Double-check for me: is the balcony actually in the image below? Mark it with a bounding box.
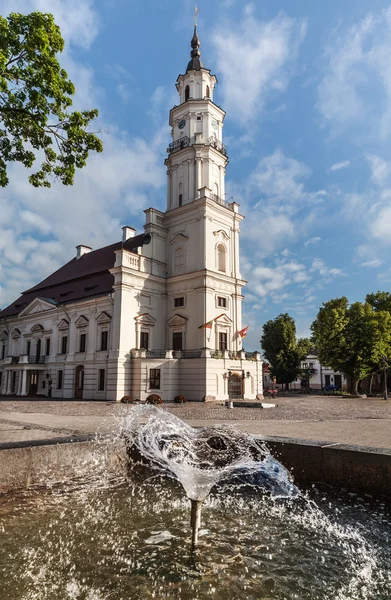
[207,136,228,157]
[28,355,46,364]
[167,136,190,154]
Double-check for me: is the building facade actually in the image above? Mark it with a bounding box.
[0,27,263,402]
[263,352,347,392]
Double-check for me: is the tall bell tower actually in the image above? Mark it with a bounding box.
[165,26,228,209]
[162,22,246,354]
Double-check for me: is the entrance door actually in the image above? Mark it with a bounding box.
[75,365,84,399]
[334,374,342,390]
[324,374,331,387]
[28,371,38,396]
[228,372,244,399]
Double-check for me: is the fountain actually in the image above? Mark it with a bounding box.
[0,406,390,599]
[121,405,299,546]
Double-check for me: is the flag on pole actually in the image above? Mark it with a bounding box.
[238,325,249,338]
[199,319,214,330]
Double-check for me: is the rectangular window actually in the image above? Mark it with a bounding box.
[57,370,63,390]
[174,297,185,307]
[219,332,227,351]
[140,332,149,350]
[149,368,160,390]
[100,330,108,351]
[1,345,5,360]
[179,194,183,207]
[217,296,227,308]
[27,340,31,355]
[172,332,183,351]
[61,336,68,354]
[98,369,105,391]
[45,338,50,356]
[11,371,16,393]
[79,333,86,353]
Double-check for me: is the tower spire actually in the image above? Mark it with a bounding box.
[187,7,204,72]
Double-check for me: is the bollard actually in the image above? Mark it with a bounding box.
[190,499,202,547]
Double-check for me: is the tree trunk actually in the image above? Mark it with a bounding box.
[368,374,374,395]
[351,377,359,395]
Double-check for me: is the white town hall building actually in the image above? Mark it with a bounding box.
[0,27,263,402]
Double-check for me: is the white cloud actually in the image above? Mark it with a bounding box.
[310,258,343,278]
[329,160,350,172]
[369,205,391,245]
[0,0,167,310]
[318,6,391,138]
[213,10,306,123]
[366,154,391,185]
[3,0,99,49]
[304,236,321,247]
[360,259,382,268]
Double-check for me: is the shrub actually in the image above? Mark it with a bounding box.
[174,395,187,404]
[146,394,163,405]
[120,395,134,404]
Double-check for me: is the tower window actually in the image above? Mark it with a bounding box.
[174,297,185,307]
[217,244,227,273]
[175,248,185,275]
[179,194,183,206]
[218,296,227,308]
[219,332,228,351]
[185,85,190,101]
[197,116,201,120]
[140,332,149,349]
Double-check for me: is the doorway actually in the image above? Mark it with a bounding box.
[334,374,342,390]
[75,365,84,399]
[228,371,244,400]
[28,371,38,396]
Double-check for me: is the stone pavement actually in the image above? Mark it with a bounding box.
[1,395,391,450]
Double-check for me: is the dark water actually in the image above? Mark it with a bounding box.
[0,478,390,600]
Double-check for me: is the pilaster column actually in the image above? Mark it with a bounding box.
[195,157,203,197]
[21,369,27,396]
[172,165,178,207]
[166,168,171,209]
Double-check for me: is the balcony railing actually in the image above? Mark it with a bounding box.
[167,136,190,154]
[11,356,20,364]
[173,349,202,359]
[211,194,228,208]
[207,136,228,157]
[146,350,167,359]
[28,355,46,364]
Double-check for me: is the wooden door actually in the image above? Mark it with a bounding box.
[228,372,244,399]
[28,371,38,396]
[74,365,84,399]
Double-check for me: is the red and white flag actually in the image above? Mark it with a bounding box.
[238,325,249,338]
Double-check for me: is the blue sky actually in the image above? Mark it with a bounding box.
[1,0,391,351]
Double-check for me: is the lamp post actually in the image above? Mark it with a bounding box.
[382,356,388,400]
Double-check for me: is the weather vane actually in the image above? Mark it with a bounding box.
[194,5,199,27]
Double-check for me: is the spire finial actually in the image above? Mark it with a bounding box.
[193,5,199,27]
[186,7,204,72]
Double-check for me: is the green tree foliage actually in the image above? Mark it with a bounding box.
[366,291,391,313]
[311,297,391,394]
[0,12,103,187]
[261,314,312,388]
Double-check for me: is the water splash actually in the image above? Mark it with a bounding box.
[121,405,298,502]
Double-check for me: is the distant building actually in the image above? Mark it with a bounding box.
[0,26,263,402]
[263,351,347,391]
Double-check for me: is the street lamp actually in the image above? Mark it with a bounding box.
[382,356,388,400]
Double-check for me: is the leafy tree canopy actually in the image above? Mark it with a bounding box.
[366,291,391,313]
[0,11,103,187]
[261,314,312,387]
[311,297,391,394]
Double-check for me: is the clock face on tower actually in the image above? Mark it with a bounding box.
[178,119,186,130]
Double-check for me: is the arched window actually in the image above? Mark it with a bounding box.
[185,85,190,101]
[217,244,226,273]
[213,182,219,201]
[175,247,185,275]
[178,182,183,207]
[206,85,210,98]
